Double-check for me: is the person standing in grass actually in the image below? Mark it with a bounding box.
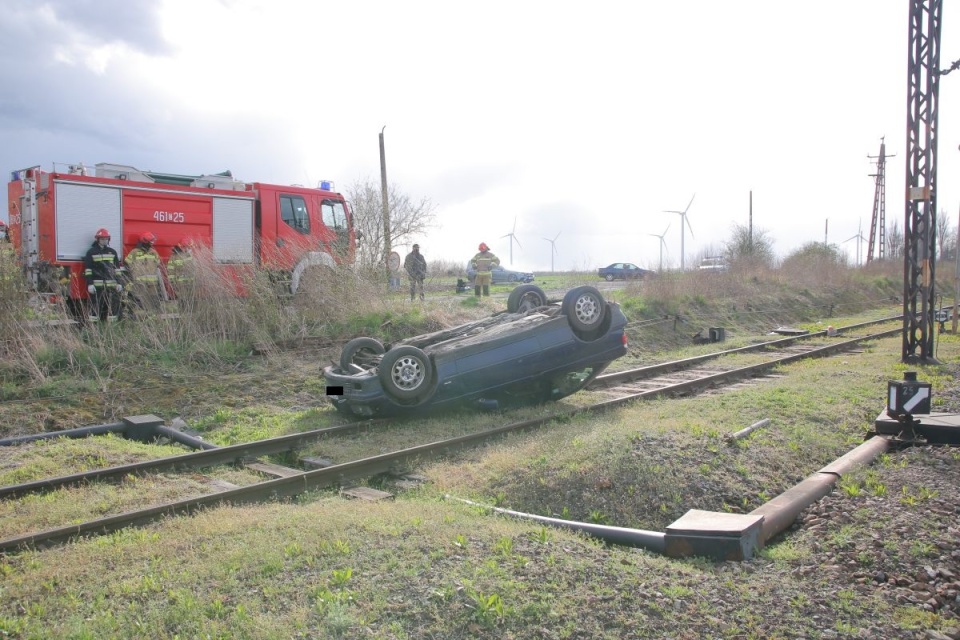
[83,228,123,323]
[470,242,499,297]
[166,239,196,306]
[125,231,163,313]
[404,243,427,302]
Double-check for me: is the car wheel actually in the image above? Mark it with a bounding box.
[507,284,548,313]
[562,286,605,332]
[378,346,433,401]
[339,337,385,371]
[508,274,517,282]
[604,274,614,282]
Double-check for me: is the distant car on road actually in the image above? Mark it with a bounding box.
[466,262,535,284]
[323,285,628,417]
[597,263,654,281]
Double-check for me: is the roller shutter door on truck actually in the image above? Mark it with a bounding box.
[55,183,122,261]
[212,197,254,263]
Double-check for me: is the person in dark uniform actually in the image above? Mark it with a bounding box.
[404,243,427,301]
[83,228,123,322]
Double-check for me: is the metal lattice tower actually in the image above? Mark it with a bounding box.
[866,139,888,263]
[901,0,942,363]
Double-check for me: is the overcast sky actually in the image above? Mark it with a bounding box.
[2,1,959,272]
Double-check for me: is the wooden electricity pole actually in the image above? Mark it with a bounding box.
[379,126,391,284]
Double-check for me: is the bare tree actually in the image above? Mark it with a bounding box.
[936,207,956,262]
[346,177,437,269]
[723,223,775,269]
[886,220,904,260]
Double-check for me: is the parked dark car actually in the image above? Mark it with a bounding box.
[597,263,654,281]
[465,262,535,284]
[323,285,628,417]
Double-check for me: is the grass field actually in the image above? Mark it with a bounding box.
[1,260,958,638]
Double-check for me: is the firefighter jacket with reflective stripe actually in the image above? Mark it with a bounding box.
[126,245,161,283]
[83,241,121,288]
[470,250,500,273]
[166,251,194,283]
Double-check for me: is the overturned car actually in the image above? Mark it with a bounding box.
[323,285,628,417]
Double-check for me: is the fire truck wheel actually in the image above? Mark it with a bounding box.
[339,337,385,371]
[294,265,335,297]
[378,346,433,401]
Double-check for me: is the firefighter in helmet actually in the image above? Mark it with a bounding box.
[125,231,163,313]
[166,238,196,307]
[83,228,122,322]
[470,242,500,297]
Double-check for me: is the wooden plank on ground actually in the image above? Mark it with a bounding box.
[245,461,303,478]
[341,487,394,501]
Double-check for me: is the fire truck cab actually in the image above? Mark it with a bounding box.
[6,162,355,315]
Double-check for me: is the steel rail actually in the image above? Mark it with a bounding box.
[0,315,901,501]
[0,419,384,500]
[0,325,902,553]
[586,327,902,409]
[593,314,902,386]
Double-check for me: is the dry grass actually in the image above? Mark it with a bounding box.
[0,333,957,639]
[1,258,959,638]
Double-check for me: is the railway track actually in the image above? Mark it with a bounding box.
[0,316,903,553]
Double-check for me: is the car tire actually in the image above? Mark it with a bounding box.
[604,274,614,282]
[508,274,517,282]
[339,337,385,371]
[378,345,433,401]
[562,286,606,332]
[507,284,548,313]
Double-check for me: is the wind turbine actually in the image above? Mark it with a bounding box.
[843,220,869,266]
[543,232,561,272]
[663,194,696,270]
[648,223,670,272]
[500,216,522,264]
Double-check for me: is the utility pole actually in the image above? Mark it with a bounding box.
[824,219,828,246]
[954,201,959,333]
[748,190,753,248]
[901,0,942,363]
[867,138,892,262]
[379,126,391,285]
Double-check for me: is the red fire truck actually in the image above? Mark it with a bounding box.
[6,162,355,315]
